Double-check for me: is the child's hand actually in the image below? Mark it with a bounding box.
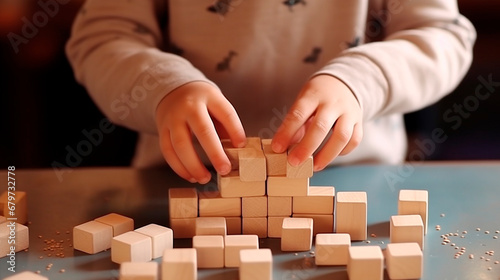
[155,81,246,184]
[271,75,363,171]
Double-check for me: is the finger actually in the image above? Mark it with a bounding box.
[339,122,363,155]
[208,96,246,148]
[158,129,197,183]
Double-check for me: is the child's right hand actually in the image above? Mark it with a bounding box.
[155,81,246,184]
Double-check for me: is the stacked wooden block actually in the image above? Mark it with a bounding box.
[0,191,29,258]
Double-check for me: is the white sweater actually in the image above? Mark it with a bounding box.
[66,0,476,168]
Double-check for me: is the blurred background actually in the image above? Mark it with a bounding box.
[1,0,499,169]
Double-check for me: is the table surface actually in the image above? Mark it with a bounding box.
[1,162,500,280]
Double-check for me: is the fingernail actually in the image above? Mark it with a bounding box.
[272,142,283,153]
[188,177,197,183]
[199,174,211,184]
[219,164,231,175]
[289,156,300,167]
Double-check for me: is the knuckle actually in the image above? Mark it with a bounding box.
[312,120,331,135]
[287,109,307,124]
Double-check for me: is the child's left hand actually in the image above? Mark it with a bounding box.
[271,74,363,171]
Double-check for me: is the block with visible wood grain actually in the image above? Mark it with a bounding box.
[347,246,384,280]
[242,217,267,238]
[267,196,292,217]
[168,188,198,219]
[73,220,112,254]
[195,217,227,236]
[169,217,196,239]
[292,213,334,235]
[398,189,428,234]
[390,214,425,250]
[267,176,309,197]
[162,248,197,280]
[0,222,29,257]
[293,186,335,214]
[335,191,367,241]
[281,217,313,251]
[261,138,287,176]
[315,233,351,266]
[224,234,259,267]
[198,190,241,217]
[242,196,267,218]
[267,216,286,238]
[239,248,273,280]
[94,212,134,237]
[217,171,265,198]
[134,224,173,259]
[111,231,152,264]
[119,261,158,280]
[192,235,225,268]
[385,242,423,279]
[238,148,267,182]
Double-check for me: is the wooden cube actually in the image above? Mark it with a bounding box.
[239,149,267,182]
[195,217,226,236]
[111,231,152,264]
[242,217,267,238]
[135,224,173,259]
[217,171,265,198]
[225,216,242,235]
[224,234,259,267]
[242,196,267,218]
[0,222,29,257]
[267,176,309,197]
[245,137,263,149]
[162,248,197,280]
[268,196,292,217]
[390,215,424,250]
[221,137,262,170]
[0,191,28,224]
[293,186,335,214]
[239,248,273,280]
[119,262,158,280]
[198,190,241,217]
[281,218,313,251]
[168,188,198,219]
[267,216,286,238]
[287,155,313,178]
[192,235,224,268]
[292,214,334,235]
[315,233,351,265]
[73,220,112,254]
[385,242,423,279]
[398,189,428,234]
[169,218,196,239]
[3,271,48,280]
[261,139,287,176]
[95,213,134,237]
[335,192,367,241]
[347,246,384,280]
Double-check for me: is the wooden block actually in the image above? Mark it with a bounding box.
[245,137,263,150]
[225,216,242,235]
[267,176,309,197]
[3,271,48,280]
[267,216,286,238]
[239,248,273,280]
[398,189,428,234]
[0,222,29,257]
[239,148,267,182]
[135,224,173,259]
[390,215,424,250]
[287,155,313,178]
[168,188,198,219]
[268,196,292,217]
[73,220,112,254]
[119,261,158,280]
[111,231,152,264]
[335,192,367,241]
[195,217,226,236]
[315,233,351,265]
[242,196,267,217]
[292,214,334,235]
[217,171,265,198]
[385,242,423,279]
[242,217,267,238]
[0,191,28,224]
[192,235,224,268]
[261,139,287,176]
[293,186,335,214]
[224,234,259,267]
[0,215,6,223]
[169,218,196,239]
[221,137,262,170]
[347,246,384,280]
[281,217,313,251]
[95,213,134,237]
[198,190,241,217]
[162,248,197,280]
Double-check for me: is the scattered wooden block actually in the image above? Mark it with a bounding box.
[267,216,286,238]
[239,148,267,182]
[385,242,423,279]
[242,196,267,218]
[281,217,313,251]
[195,217,226,236]
[0,222,29,258]
[135,224,173,259]
[168,188,198,219]
[111,231,152,264]
[315,233,351,266]
[224,234,259,267]
[119,261,158,280]
[162,248,197,280]
[73,220,112,254]
[239,248,273,280]
[198,190,241,217]
[268,196,292,217]
[292,214,334,235]
[390,215,425,250]
[225,216,242,235]
[242,217,268,238]
[267,176,309,197]
[217,171,265,198]
[94,213,134,237]
[169,218,196,239]
[347,246,384,280]
[192,235,224,268]
[335,192,367,241]
[287,155,313,178]
[3,271,48,280]
[0,191,28,224]
[293,186,335,214]
[398,189,428,234]
[261,139,287,176]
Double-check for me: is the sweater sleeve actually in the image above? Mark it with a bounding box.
[65,0,214,134]
[315,0,476,121]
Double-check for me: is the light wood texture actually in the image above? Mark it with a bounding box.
[267,216,286,238]
[0,222,29,257]
[94,213,134,237]
[292,214,334,235]
[73,220,113,254]
[347,246,384,280]
[293,186,335,214]
[134,224,173,259]
[398,189,429,234]
[267,196,292,217]
[315,233,351,266]
[335,192,367,241]
[261,139,287,176]
[286,155,313,178]
[221,139,242,170]
[3,271,49,280]
[0,191,28,225]
[217,171,266,198]
[242,196,267,218]
[198,190,241,217]
[385,242,423,279]
[169,218,196,239]
[119,261,158,280]
[242,217,267,238]
[162,248,197,280]
[281,217,313,251]
[195,217,227,236]
[267,176,309,197]
[225,216,242,235]
[168,188,198,219]
[390,215,425,250]
[224,234,259,267]
[192,235,224,268]
[239,148,267,182]
[239,248,273,280]
[111,231,152,264]
[0,216,6,224]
